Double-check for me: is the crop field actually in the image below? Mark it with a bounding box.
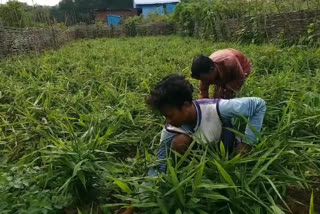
[0,36,320,213]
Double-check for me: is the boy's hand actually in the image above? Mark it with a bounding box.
[171,134,193,155]
[235,142,253,155]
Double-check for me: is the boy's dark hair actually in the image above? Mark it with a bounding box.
[191,55,214,79]
[146,74,193,111]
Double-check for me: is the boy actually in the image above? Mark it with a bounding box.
[118,74,266,214]
[146,74,265,173]
[191,49,251,99]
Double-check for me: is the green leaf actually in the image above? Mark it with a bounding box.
[249,148,284,185]
[131,202,158,208]
[176,140,196,169]
[77,171,87,190]
[58,177,73,193]
[214,160,236,190]
[136,184,161,194]
[309,191,314,214]
[175,209,182,214]
[264,176,291,212]
[167,158,185,205]
[270,205,285,214]
[157,198,169,214]
[165,171,196,196]
[73,159,87,177]
[193,162,205,188]
[101,203,126,208]
[197,183,235,189]
[77,208,83,214]
[200,193,230,201]
[220,141,226,159]
[114,179,132,194]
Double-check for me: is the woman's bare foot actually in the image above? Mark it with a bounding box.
[116,207,134,214]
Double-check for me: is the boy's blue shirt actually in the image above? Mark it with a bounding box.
[156,97,266,173]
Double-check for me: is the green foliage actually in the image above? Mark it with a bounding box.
[234,17,267,44]
[173,0,320,43]
[0,165,72,213]
[0,1,57,28]
[124,16,143,37]
[0,36,320,212]
[0,1,33,28]
[299,22,320,47]
[0,0,133,27]
[123,15,173,37]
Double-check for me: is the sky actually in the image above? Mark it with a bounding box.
[0,0,62,6]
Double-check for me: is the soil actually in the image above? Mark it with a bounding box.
[285,186,320,214]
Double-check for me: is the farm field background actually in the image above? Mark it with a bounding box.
[0,36,320,213]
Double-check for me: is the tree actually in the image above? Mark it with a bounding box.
[0,1,33,27]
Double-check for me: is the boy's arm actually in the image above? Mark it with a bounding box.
[220,79,245,99]
[213,85,224,98]
[153,128,177,174]
[225,79,244,94]
[149,126,190,175]
[199,80,209,99]
[214,85,235,99]
[218,97,266,145]
[157,138,171,173]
